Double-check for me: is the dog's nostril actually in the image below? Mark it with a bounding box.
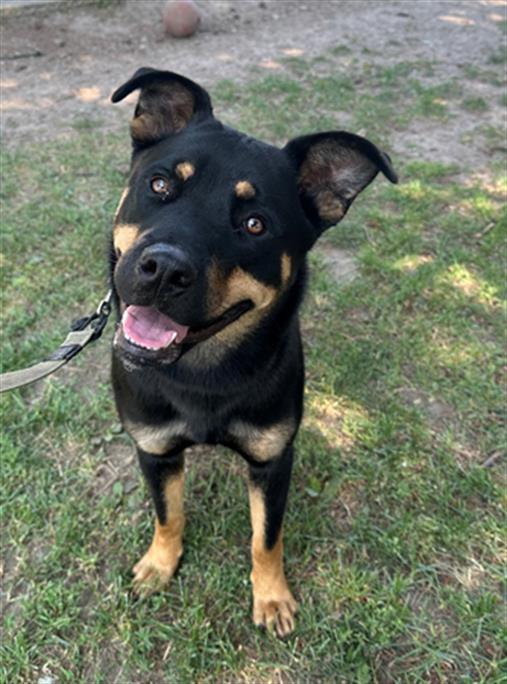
[140,257,158,276]
[137,243,196,291]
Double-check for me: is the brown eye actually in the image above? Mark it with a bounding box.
[244,216,266,236]
[151,175,171,195]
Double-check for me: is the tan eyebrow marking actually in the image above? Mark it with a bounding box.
[235,180,256,200]
[175,162,195,181]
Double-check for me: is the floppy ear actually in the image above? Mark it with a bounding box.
[284,131,398,233]
[111,67,213,148]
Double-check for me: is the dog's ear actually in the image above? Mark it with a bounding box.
[111,67,213,147]
[284,131,398,233]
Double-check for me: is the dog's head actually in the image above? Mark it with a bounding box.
[110,68,397,368]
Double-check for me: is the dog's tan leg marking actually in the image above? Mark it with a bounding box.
[133,470,185,596]
[248,485,297,637]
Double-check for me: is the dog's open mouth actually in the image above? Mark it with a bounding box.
[114,300,253,367]
[122,305,189,350]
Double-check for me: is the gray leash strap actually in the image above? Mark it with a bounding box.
[0,290,113,394]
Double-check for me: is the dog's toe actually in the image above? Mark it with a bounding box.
[253,593,298,638]
[132,551,180,597]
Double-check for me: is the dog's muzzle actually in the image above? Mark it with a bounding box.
[113,299,254,369]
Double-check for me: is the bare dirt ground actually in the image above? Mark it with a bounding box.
[1,0,504,396]
[1,0,505,171]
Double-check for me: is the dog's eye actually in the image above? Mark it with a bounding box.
[243,216,266,236]
[151,175,171,196]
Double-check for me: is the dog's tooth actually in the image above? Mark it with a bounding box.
[125,332,145,349]
[123,324,168,351]
[163,331,178,347]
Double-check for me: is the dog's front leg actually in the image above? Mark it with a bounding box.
[248,446,298,638]
[133,449,185,596]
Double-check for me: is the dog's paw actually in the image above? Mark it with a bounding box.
[252,587,298,638]
[132,546,182,597]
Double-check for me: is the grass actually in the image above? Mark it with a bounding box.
[1,44,506,684]
[461,97,489,113]
[218,59,465,144]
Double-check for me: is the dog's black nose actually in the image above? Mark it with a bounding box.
[137,243,196,294]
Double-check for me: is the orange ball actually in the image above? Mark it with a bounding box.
[163,0,201,39]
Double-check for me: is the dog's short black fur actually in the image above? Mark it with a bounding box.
[109,68,397,637]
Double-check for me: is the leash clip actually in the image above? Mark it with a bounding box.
[71,289,113,343]
[0,288,114,393]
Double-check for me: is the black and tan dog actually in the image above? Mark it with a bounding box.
[109,68,397,637]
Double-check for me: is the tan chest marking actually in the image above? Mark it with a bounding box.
[113,223,141,256]
[228,418,296,461]
[126,421,188,455]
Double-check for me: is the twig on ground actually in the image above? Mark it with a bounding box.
[1,50,43,61]
[474,221,495,241]
[481,451,503,468]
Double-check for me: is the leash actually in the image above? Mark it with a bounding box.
[0,290,113,393]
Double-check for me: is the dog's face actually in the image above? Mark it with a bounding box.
[110,69,397,368]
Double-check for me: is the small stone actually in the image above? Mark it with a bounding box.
[162,0,201,39]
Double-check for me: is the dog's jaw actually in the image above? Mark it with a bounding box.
[113,298,254,370]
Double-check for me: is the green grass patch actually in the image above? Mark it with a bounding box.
[460,63,506,88]
[487,46,507,66]
[1,49,506,683]
[215,59,464,145]
[461,96,489,112]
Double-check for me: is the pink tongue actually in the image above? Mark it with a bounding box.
[122,305,189,350]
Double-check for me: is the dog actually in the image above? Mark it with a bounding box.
[109,68,397,638]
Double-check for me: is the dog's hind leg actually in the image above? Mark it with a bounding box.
[248,446,298,638]
[132,449,186,596]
